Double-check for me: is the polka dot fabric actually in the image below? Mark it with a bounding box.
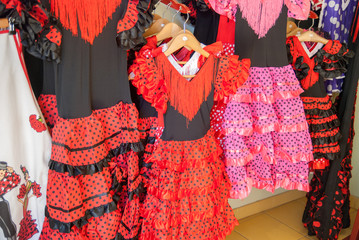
[216,65,313,199]
[41,102,144,239]
[140,130,238,240]
[130,43,250,239]
[38,94,59,135]
[302,96,341,169]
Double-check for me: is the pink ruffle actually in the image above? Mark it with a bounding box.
[251,179,275,193]
[249,89,304,104]
[253,122,279,134]
[278,121,309,132]
[226,93,252,103]
[274,89,304,100]
[222,127,253,136]
[275,148,314,163]
[275,178,310,192]
[225,152,253,167]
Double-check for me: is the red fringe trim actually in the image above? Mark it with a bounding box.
[157,53,215,122]
[49,0,122,44]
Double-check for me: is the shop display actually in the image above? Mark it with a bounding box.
[0,0,358,239]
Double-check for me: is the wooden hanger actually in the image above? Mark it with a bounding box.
[164,30,209,78]
[156,22,182,42]
[144,17,170,37]
[287,20,304,37]
[165,31,209,58]
[287,27,304,37]
[297,30,329,44]
[0,18,9,29]
[153,14,162,21]
[286,21,298,34]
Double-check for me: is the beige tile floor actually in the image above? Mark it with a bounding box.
[227,197,358,240]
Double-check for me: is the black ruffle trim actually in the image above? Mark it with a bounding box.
[49,142,143,176]
[287,44,310,81]
[314,43,354,79]
[49,158,110,177]
[116,0,155,50]
[308,118,340,132]
[46,201,117,233]
[294,56,310,81]
[312,131,342,146]
[313,152,340,162]
[111,142,144,155]
[305,107,340,132]
[4,1,61,62]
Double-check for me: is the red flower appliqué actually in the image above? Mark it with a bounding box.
[29,114,46,133]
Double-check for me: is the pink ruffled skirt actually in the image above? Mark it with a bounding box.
[212,65,313,199]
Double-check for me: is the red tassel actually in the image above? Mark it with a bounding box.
[49,0,122,44]
[156,53,215,123]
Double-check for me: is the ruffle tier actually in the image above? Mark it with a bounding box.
[214,65,312,199]
[140,129,238,240]
[137,116,160,189]
[116,0,157,50]
[42,102,144,239]
[0,0,62,62]
[302,96,341,168]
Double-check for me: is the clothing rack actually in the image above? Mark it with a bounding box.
[160,0,191,13]
[0,18,9,29]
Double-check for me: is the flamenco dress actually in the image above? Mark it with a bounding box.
[207,0,313,199]
[130,44,250,239]
[286,36,354,239]
[36,0,157,239]
[0,0,59,238]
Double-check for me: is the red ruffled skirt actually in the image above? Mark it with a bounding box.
[40,101,143,239]
[140,129,238,240]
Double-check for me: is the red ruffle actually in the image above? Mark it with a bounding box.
[141,129,237,239]
[130,56,169,114]
[51,102,139,166]
[116,0,139,33]
[40,210,121,240]
[214,56,250,102]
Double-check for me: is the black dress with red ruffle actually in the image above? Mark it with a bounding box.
[286,36,354,239]
[130,48,250,239]
[286,36,353,168]
[37,0,157,239]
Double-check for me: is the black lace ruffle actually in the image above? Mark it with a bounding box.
[314,43,354,79]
